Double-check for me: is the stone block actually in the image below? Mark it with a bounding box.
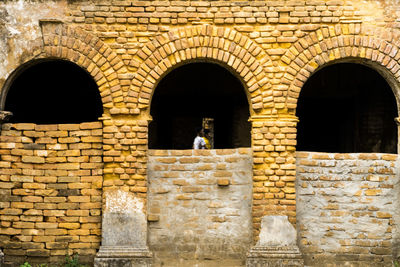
[247,216,304,266]
[95,190,152,266]
[246,246,304,267]
[147,215,159,222]
[217,178,230,186]
[94,247,152,267]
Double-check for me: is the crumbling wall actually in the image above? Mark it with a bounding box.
[147,148,252,266]
[0,1,67,88]
[297,152,399,266]
[0,122,103,266]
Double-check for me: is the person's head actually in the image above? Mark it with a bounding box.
[196,127,204,137]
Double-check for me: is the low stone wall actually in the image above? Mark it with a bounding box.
[297,151,399,266]
[147,148,253,266]
[0,122,103,266]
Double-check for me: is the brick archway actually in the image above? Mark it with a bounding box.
[1,21,127,112]
[40,21,127,110]
[130,25,272,114]
[281,24,400,113]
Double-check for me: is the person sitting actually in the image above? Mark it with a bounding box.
[193,128,206,149]
[202,129,211,149]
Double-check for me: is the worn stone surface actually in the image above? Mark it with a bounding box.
[101,190,147,248]
[95,190,152,266]
[257,216,297,247]
[0,249,3,267]
[147,148,252,266]
[0,1,66,87]
[297,152,398,266]
[246,246,304,267]
[246,215,303,267]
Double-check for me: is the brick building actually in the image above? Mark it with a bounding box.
[0,0,400,266]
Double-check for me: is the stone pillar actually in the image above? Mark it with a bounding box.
[246,115,303,266]
[0,111,12,123]
[0,112,9,267]
[393,116,400,260]
[94,116,152,267]
[0,248,3,267]
[0,111,11,265]
[395,117,400,154]
[94,190,152,267]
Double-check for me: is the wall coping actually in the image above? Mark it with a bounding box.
[148,147,252,156]
[296,151,398,161]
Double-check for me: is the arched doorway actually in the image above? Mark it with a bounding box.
[3,59,103,124]
[147,62,253,265]
[296,62,398,266]
[149,62,251,149]
[0,59,104,266]
[297,63,397,153]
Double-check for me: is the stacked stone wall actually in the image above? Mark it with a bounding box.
[147,148,252,266]
[0,122,103,266]
[297,151,398,266]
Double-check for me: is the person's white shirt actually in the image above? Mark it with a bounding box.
[193,136,206,149]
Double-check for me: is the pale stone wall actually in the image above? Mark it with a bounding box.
[297,151,399,266]
[0,122,103,266]
[147,148,253,266]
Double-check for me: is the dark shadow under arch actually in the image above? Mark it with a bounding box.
[297,63,397,153]
[3,59,103,124]
[149,62,251,149]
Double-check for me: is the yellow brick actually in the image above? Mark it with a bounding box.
[59,223,80,229]
[68,196,90,202]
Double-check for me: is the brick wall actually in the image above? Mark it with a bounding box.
[252,118,297,238]
[297,151,398,266]
[2,0,400,266]
[102,117,148,197]
[147,148,252,265]
[0,122,103,266]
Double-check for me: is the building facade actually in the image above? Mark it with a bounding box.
[0,0,400,266]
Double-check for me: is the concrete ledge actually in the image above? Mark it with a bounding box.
[94,246,152,267]
[302,253,392,267]
[246,246,304,267]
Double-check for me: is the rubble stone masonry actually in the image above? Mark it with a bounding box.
[147,148,252,265]
[297,152,399,266]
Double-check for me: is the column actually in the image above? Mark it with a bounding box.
[246,115,304,267]
[0,111,11,265]
[94,115,152,267]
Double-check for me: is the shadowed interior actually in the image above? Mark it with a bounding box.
[149,62,251,149]
[5,60,103,124]
[297,63,397,153]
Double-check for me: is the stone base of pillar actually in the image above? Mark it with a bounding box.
[246,245,304,267]
[0,249,4,267]
[94,246,152,267]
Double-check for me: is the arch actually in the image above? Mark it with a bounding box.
[1,21,127,113]
[40,21,127,111]
[149,62,251,149]
[130,25,272,114]
[297,62,397,153]
[3,59,103,124]
[282,24,400,113]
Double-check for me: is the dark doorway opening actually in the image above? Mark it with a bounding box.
[4,60,103,124]
[149,62,251,149]
[297,63,397,153]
